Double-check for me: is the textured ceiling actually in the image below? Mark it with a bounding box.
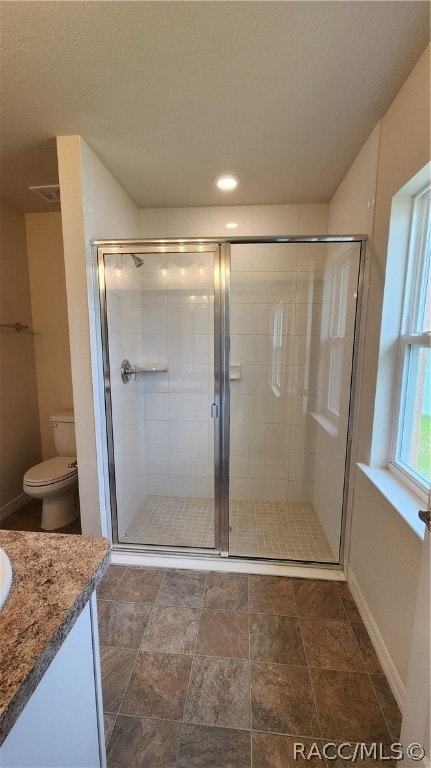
[0,1,429,213]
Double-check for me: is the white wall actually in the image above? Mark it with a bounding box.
[331,46,430,694]
[25,212,73,459]
[57,136,140,536]
[0,201,42,514]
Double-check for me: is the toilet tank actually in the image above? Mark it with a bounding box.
[50,410,76,456]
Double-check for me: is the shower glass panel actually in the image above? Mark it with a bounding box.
[103,248,217,550]
[228,241,361,563]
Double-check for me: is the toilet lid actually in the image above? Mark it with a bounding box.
[24,457,77,487]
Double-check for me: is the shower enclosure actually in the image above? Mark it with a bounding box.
[96,237,364,565]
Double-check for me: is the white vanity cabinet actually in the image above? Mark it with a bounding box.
[1,594,106,768]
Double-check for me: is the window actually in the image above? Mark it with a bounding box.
[391,185,431,493]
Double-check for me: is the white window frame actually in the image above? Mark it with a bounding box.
[389,184,431,498]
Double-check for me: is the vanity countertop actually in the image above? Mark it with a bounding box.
[0,529,110,743]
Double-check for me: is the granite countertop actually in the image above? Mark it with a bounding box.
[0,530,110,744]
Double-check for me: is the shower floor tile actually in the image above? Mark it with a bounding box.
[123,495,335,562]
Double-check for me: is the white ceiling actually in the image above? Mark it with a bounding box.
[0,1,429,213]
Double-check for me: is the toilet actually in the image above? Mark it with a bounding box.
[23,410,79,531]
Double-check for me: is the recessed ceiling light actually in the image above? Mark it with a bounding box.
[213,174,241,191]
[226,222,239,229]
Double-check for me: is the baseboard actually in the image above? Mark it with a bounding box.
[0,492,29,522]
[348,567,405,711]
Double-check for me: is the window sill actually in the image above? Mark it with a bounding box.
[310,411,337,437]
[357,464,425,540]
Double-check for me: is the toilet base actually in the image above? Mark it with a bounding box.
[41,490,78,531]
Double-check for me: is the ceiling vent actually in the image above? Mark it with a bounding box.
[28,184,61,203]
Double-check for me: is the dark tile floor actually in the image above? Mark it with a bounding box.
[0,498,82,534]
[97,566,402,768]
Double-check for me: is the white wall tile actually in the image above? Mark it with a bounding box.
[230,450,249,478]
[289,452,316,482]
[253,205,300,236]
[249,394,289,424]
[142,334,168,363]
[251,272,297,304]
[229,478,248,500]
[168,303,211,335]
[296,271,324,304]
[288,481,314,503]
[230,272,253,303]
[167,334,210,365]
[169,421,209,450]
[230,394,250,423]
[144,393,169,420]
[145,420,170,448]
[141,304,168,335]
[168,364,210,394]
[139,208,167,238]
[249,452,288,479]
[231,422,250,451]
[169,475,210,498]
[230,304,252,334]
[290,395,317,425]
[297,243,328,272]
[231,335,251,365]
[147,474,170,495]
[170,448,208,476]
[247,478,288,502]
[141,370,169,394]
[252,243,298,271]
[209,206,254,236]
[298,204,328,235]
[249,422,285,452]
[165,207,210,237]
[231,244,252,272]
[290,423,316,454]
[168,393,209,421]
[147,447,170,475]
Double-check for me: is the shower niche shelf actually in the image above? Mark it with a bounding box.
[135,362,168,372]
[121,359,168,383]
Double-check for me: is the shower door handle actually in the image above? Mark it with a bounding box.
[211,403,219,419]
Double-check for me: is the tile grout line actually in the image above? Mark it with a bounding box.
[98,564,129,751]
[248,575,253,768]
[296,608,324,744]
[174,571,207,767]
[102,567,167,752]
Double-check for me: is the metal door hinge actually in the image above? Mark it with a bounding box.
[211,403,219,419]
[418,510,431,532]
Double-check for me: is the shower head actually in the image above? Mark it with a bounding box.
[126,253,144,268]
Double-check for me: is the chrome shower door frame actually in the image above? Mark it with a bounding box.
[95,235,367,567]
[97,241,225,555]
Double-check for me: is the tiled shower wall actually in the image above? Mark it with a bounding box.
[137,204,330,509]
[105,256,147,535]
[312,242,361,556]
[229,242,326,503]
[138,251,215,500]
[106,249,215,528]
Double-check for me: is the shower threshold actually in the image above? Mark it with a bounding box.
[121,495,335,563]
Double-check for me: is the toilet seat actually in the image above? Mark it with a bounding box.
[24,457,77,487]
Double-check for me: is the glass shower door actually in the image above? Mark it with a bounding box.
[101,245,218,551]
[228,241,361,563]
